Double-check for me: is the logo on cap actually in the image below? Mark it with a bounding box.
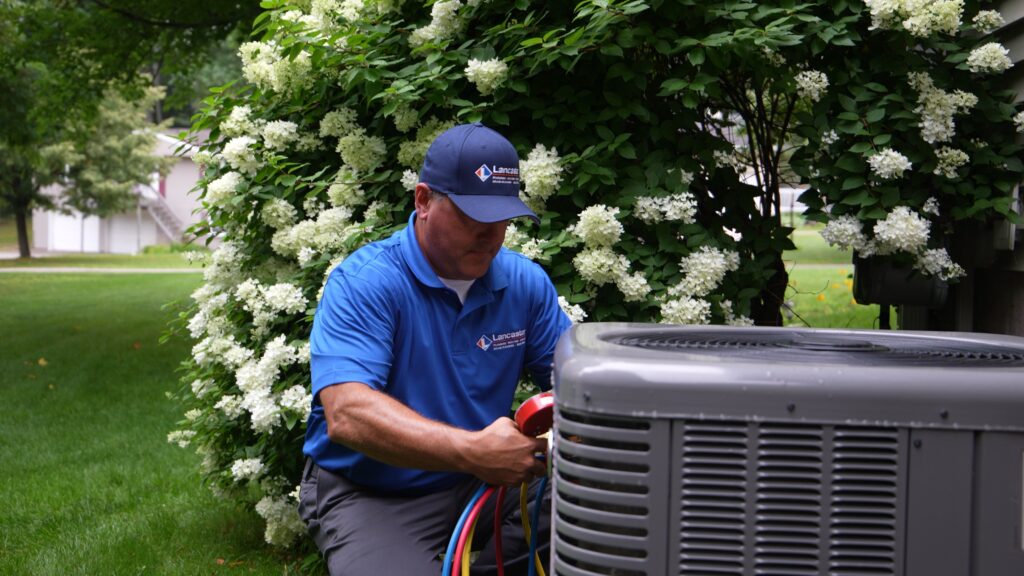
[475,164,493,182]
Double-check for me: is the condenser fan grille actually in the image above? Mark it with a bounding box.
[607,331,1024,367]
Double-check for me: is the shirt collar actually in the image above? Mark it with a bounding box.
[400,211,508,293]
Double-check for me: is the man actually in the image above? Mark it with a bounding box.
[299,122,572,575]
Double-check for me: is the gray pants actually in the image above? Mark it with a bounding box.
[298,458,551,576]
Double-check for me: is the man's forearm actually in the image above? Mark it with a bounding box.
[321,381,472,472]
[319,381,546,485]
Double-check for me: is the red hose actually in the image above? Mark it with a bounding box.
[453,486,494,574]
[493,486,507,576]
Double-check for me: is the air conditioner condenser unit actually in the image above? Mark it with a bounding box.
[551,324,1024,576]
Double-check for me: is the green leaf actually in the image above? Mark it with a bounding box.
[865,108,885,122]
[687,48,705,66]
[842,176,866,190]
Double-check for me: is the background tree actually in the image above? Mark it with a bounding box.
[0,0,259,256]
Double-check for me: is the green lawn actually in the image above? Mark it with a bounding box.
[0,252,200,269]
[0,274,301,575]
[783,224,896,329]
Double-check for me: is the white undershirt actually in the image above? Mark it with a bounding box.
[438,276,475,304]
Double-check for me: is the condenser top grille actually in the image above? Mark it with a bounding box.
[607,330,1024,367]
[555,324,1024,430]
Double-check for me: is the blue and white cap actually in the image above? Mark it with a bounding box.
[419,122,539,224]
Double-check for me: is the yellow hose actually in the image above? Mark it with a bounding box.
[519,482,546,576]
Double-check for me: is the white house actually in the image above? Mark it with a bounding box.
[31,132,205,254]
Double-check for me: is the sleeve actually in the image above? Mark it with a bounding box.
[309,269,396,399]
[523,268,573,391]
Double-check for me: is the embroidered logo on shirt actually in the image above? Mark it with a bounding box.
[476,335,493,351]
[476,329,526,351]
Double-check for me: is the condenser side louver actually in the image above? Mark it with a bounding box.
[551,324,1024,576]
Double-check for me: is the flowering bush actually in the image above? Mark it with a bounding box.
[169,0,1022,552]
[787,2,1023,280]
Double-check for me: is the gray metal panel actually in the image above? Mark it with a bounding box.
[552,409,670,575]
[668,420,906,575]
[554,324,1024,430]
[972,433,1024,576]
[904,430,973,576]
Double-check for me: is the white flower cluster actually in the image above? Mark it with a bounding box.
[872,206,931,255]
[820,214,869,253]
[519,144,563,212]
[262,120,299,151]
[201,241,246,289]
[868,148,912,180]
[401,169,419,192]
[465,58,508,95]
[820,206,961,279]
[616,272,652,303]
[337,130,386,174]
[795,70,829,102]
[255,493,307,547]
[239,41,313,94]
[915,248,966,280]
[558,296,587,324]
[720,300,755,327]
[234,335,305,432]
[762,47,786,67]
[821,129,839,146]
[167,430,196,448]
[222,105,262,137]
[972,10,1004,33]
[660,296,712,325]
[261,198,299,229]
[908,72,977,144]
[271,206,366,265]
[205,171,243,207]
[187,288,230,339]
[865,0,963,37]
[231,458,265,482]
[409,0,463,47]
[633,191,697,224]
[320,108,360,139]
[235,278,308,336]
[933,147,969,178]
[391,104,418,133]
[1014,111,1024,133]
[327,167,365,207]
[670,246,741,298]
[398,118,455,168]
[192,334,253,369]
[570,205,623,247]
[572,248,630,286]
[713,149,745,175]
[967,42,1013,74]
[502,223,544,261]
[222,137,261,175]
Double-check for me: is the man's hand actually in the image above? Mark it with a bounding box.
[457,417,548,486]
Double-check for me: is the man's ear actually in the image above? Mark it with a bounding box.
[414,183,432,218]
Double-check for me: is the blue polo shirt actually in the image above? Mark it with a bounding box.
[303,212,571,493]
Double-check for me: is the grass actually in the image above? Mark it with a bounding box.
[0,252,200,269]
[0,273,301,575]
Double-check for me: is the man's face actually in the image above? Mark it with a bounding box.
[414,184,508,280]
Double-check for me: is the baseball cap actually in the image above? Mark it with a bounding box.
[419,122,539,224]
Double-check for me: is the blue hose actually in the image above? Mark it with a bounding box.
[527,476,547,576]
[442,483,487,576]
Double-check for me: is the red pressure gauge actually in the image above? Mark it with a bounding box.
[514,391,554,437]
